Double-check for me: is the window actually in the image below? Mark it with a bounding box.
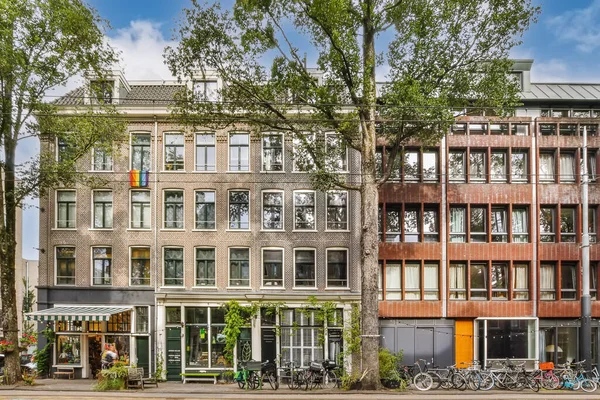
[449,262,466,299]
[540,124,557,136]
[93,191,113,229]
[559,152,576,183]
[262,134,284,171]
[424,263,439,300]
[230,248,250,287]
[294,191,315,230]
[470,206,487,243]
[93,147,112,171]
[470,123,487,135]
[131,134,151,171]
[403,150,419,181]
[195,248,216,286]
[56,247,75,285]
[280,310,324,367]
[327,249,348,287]
[574,109,592,118]
[449,151,466,182]
[591,263,598,300]
[90,80,113,104]
[560,207,576,243]
[470,151,486,182]
[195,191,215,229]
[294,249,316,287]
[92,247,112,285]
[590,208,597,243]
[326,191,348,230]
[164,190,184,229]
[491,151,507,182]
[164,133,184,171]
[56,335,81,365]
[540,263,556,300]
[587,151,597,182]
[491,207,508,242]
[326,133,347,171]
[292,133,315,172]
[561,263,577,300]
[131,247,150,286]
[560,124,577,136]
[131,190,151,229]
[491,263,508,300]
[513,263,529,300]
[490,123,509,135]
[451,123,466,135]
[378,262,383,300]
[263,248,283,287]
[511,150,528,182]
[262,191,284,230]
[193,80,218,101]
[195,133,215,171]
[512,207,529,243]
[470,263,488,300]
[229,190,250,230]
[385,204,401,242]
[539,207,555,242]
[539,152,555,182]
[56,190,76,228]
[512,124,529,136]
[135,306,149,333]
[423,207,439,242]
[229,133,249,171]
[404,262,421,300]
[57,138,69,162]
[164,248,184,286]
[423,150,438,182]
[404,207,419,242]
[385,262,402,299]
[449,207,466,242]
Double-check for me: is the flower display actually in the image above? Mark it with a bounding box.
[0,340,15,353]
[20,333,37,346]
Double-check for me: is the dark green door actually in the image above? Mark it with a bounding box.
[166,327,182,381]
[136,337,150,375]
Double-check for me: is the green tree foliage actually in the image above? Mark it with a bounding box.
[0,0,125,383]
[165,0,539,389]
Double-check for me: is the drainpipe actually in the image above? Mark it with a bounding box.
[153,115,159,375]
[581,126,592,370]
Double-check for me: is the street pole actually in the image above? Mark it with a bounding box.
[581,126,592,369]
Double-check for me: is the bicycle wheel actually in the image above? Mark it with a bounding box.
[542,373,559,390]
[451,373,467,391]
[323,370,338,389]
[429,371,443,390]
[248,371,260,389]
[581,379,597,392]
[478,371,494,391]
[287,370,299,390]
[467,372,481,391]
[310,371,322,389]
[266,370,279,390]
[527,376,540,392]
[413,372,433,391]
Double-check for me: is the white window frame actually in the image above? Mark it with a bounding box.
[292,132,315,172]
[194,190,216,231]
[261,247,285,288]
[91,190,113,230]
[55,189,76,229]
[129,246,151,287]
[194,132,216,172]
[91,146,113,172]
[130,132,152,171]
[130,189,152,230]
[55,246,76,286]
[424,262,439,300]
[261,132,285,172]
[163,132,185,171]
[228,189,251,231]
[490,150,508,182]
[56,136,68,162]
[228,132,250,172]
[261,189,284,231]
[193,80,219,102]
[163,189,185,230]
[293,248,317,289]
[293,190,316,231]
[325,132,348,172]
[91,246,113,286]
[448,150,466,182]
[325,190,348,231]
[163,246,185,287]
[325,248,348,288]
[228,247,251,288]
[194,246,216,287]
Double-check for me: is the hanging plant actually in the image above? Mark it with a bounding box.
[221,301,258,364]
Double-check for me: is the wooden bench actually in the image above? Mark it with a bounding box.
[53,366,75,379]
[140,367,158,387]
[180,372,220,384]
[127,367,144,389]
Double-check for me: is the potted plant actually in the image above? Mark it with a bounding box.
[0,340,15,353]
[20,333,37,347]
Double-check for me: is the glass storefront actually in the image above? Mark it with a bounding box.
[184,307,231,369]
[540,321,599,365]
[57,335,81,365]
[476,318,536,366]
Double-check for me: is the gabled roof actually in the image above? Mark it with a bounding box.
[53,84,184,106]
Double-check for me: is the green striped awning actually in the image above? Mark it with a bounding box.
[26,306,132,322]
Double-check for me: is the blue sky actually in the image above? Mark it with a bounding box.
[20,0,600,259]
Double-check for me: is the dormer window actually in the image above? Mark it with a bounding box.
[193,80,218,102]
[90,80,114,104]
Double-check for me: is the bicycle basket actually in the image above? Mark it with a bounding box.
[540,362,554,371]
[234,371,244,382]
[246,361,262,371]
[309,361,323,372]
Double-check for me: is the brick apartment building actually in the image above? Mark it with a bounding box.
[379,60,600,369]
[31,71,361,379]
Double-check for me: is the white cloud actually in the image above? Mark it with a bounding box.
[110,20,177,80]
[530,59,568,82]
[548,0,600,53]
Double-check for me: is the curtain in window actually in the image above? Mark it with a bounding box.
[539,153,555,181]
[385,264,401,300]
[589,154,597,181]
[513,264,529,300]
[512,208,528,242]
[450,208,465,242]
[491,209,507,242]
[404,264,421,300]
[560,153,576,182]
[424,264,439,300]
[540,264,556,300]
[449,264,466,299]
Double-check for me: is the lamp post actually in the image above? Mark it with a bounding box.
[581,126,592,369]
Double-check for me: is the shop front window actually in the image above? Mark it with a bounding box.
[106,335,131,363]
[57,335,81,365]
[108,311,131,333]
[211,308,228,367]
[186,307,208,368]
[280,309,324,367]
[479,319,536,364]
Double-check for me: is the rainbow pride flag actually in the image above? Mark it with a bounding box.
[129,170,149,187]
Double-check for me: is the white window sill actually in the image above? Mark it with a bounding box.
[325,287,350,291]
[292,229,318,233]
[260,285,285,290]
[55,283,76,287]
[192,170,217,173]
[127,228,152,232]
[260,228,285,232]
[226,229,251,232]
[192,229,217,232]
[160,170,186,173]
[159,286,185,289]
[52,228,77,231]
[89,228,113,231]
[292,287,317,290]
[324,229,351,233]
[160,228,186,232]
[129,284,153,288]
[192,286,218,290]
[226,286,252,290]
[260,170,285,174]
[226,170,251,173]
[88,170,114,173]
